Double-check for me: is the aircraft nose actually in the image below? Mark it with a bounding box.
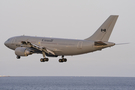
[4,40,10,47]
[4,41,8,46]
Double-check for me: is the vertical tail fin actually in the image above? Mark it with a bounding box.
[85,15,118,41]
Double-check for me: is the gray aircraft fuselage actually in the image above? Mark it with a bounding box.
[5,36,114,55]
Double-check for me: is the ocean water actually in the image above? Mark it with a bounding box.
[0,77,135,90]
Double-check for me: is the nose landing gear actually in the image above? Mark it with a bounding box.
[16,56,20,59]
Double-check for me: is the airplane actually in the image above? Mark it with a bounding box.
[4,15,118,63]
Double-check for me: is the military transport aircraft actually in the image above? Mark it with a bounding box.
[4,15,118,63]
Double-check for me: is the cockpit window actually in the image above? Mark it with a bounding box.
[7,39,10,41]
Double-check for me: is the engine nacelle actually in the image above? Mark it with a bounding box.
[15,47,33,56]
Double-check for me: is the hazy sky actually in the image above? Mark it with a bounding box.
[0,0,135,77]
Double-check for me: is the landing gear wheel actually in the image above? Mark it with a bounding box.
[40,58,49,62]
[17,56,20,59]
[59,59,63,63]
[40,58,45,62]
[59,58,67,63]
[64,58,67,62]
[45,58,49,61]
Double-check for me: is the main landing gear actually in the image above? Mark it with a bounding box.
[40,58,49,62]
[59,55,67,63]
[40,51,49,62]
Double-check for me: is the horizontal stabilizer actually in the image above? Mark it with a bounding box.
[94,41,107,46]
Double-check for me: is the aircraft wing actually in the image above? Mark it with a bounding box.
[21,41,56,56]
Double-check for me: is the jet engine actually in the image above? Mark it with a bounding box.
[15,47,33,56]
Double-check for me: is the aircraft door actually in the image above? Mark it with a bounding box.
[77,41,83,49]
